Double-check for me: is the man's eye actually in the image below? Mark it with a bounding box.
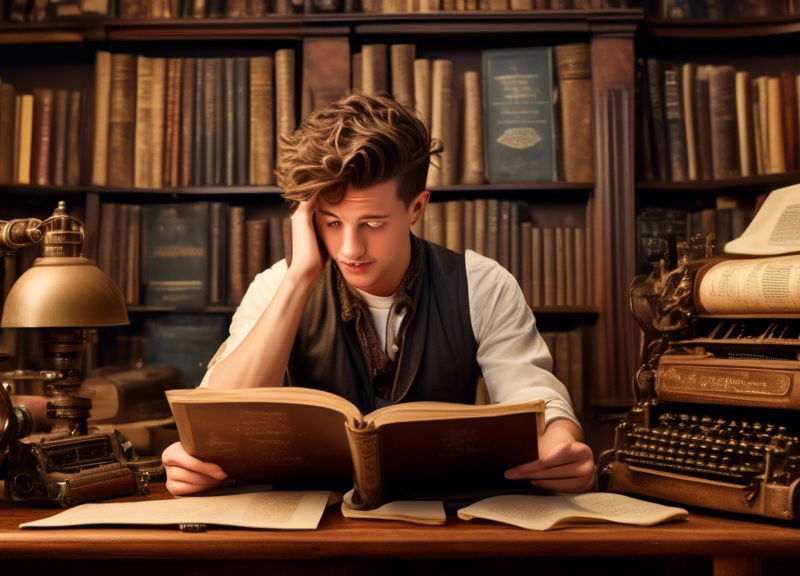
[326,221,340,228]
[363,221,383,228]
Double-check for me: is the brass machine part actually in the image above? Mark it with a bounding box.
[0,217,43,257]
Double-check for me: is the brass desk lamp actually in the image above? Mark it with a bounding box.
[0,201,162,507]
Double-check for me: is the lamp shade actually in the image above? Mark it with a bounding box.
[1,257,129,328]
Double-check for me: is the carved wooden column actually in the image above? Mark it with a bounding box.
[589,25,640,407]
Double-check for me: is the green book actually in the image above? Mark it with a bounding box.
[144,202,210,308]
[482,47,556,183]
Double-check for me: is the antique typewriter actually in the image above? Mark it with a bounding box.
[598,235,800,520]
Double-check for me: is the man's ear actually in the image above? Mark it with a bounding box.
[410,190,431,224]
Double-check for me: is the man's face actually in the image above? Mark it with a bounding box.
[315,179,427,297]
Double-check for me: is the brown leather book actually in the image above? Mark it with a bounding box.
[554,227,566,306]
[209,202,228,305]
[542,227,555,306]
[463,200,475,253]
[0,83,16,184]
[108,53,137,188]
[708,65,740,180]
[246,219,269,284]
[509,0,532,6]
[682,62,698,181]
[224,58,236,186]
[390,44,415,109]
[164,58,182,188]
[461,70,486,185]
[275,49,296,172]
[249,0,267,15]
[16,94,34,185]
[66,91,81,186]
[167,387,543,511]
[134,56,154,189]
[204,58,219,187]
[30,88,54,186]
[473,198,487,256]
[180,58,195,187]
[735,71,755,178]
[413,59,431,131]
[766,76,786,175]
[423,201,445,247]
[564,227,575,306]
[531,226,543,307]
[663,66,688,183]
[228,206,247,306]
[753,76,769,175]
[574,227,586,306]
[302,38,350,120]
[780,71,797,172]
[521,222,532,307]
[444,200,463,254]
[92,52,112,186]
[269,215,284,266]
[250,56,274,186]
[126,205,141,305]
[361,44,389,97]
[486,198,499,262]
[50,89,69,186]
[12,94,21,184]
[427,59,455,187]
[234,58,249,186]
[151,58,167,188]
[694,65,714,180]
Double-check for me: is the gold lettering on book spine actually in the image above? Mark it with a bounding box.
[344,422,382,510]
[659,366,792,396]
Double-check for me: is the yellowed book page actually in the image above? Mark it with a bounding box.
[340,493,446,525]
[457,493,687,531]
[21,488,341,530]
[726,183,800,255]
[695,254,800,315]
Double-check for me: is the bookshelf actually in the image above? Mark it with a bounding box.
[0,10,643,452]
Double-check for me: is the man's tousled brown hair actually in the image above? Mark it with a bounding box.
[277,92,442,207]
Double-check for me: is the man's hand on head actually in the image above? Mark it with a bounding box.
[504,418,596,493]
[288,197,326,282]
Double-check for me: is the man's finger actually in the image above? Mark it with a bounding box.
[505,443,590,478]
[162,442,227,480]
[512,459,596,481]
[166,479,221,497]
[165,465,227,487]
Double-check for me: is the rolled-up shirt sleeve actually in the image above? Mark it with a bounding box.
[465,250,581,429]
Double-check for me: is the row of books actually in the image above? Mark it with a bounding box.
[653,0,789,19]
[639,60,800,183]
[540,327,584,414]
[1,0,629,23]
[415,199,592,307]
[635,195,761,275]
[96,202,291,308]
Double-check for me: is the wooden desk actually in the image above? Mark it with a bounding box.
[1,483,798,576]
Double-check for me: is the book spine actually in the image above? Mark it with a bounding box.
[269,215,284,266]
[98,203,118,280]
[228,206,247,306]
[694,65,714,180]
[735,70,755,178]
[193,59,205,186]
[510,201,521,284]
[214,58,225,186]
[13,95,22,184]
[151,58,167,188]
[209,202,229,305]
[486,198,499,262]
[473,198,487,256]
[554,43,594,183]
[246,219,269,284]
[250,56,275,186]
[461,71,486,185]
[164,58,182,188]
[344,422,383,510]
[575,227,586,306]
[413,59,431,131]
[108,53,137,188]
[351,53,363,93]
[463,199,475,253]
[66,91,81,186]
[134,56,154,189]
[30,88,54,186]
[781,71,797,172]
[664,66,688,182]
[427,59,456,187]
[234,58,249,186]
[276,49,296,172]
[51,89,69,186]
[126,205,141,305]
[555,227,566,306]
[180,58,196,188]
[390,44,415,109]
[646,59,670,181]
[542,227,555,306]
[708,65,741,179]
[202,58,216,186]
[0,83,16,184]
[521,222,532,307]
[17,95,34,185]
[444,200,463,253]
[423,201,445,247]
[362,44,388,97]
[498,200,510,270]
[224,58,236,187]
[767,76,787,174]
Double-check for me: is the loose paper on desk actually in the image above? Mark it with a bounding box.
[725,183,800,255]
[20,486,342,530]
[457,492,688,531]
[340,490,446,525]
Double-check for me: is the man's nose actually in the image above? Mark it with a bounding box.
[340,226,366,259]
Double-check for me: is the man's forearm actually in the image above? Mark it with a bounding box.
[208,269,318,389]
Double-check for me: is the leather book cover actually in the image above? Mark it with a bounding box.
[473,198,487,256]
[269,215,284,266]
[444,200,464,254]
[486,198,499,262]
[301,38,350,120]
[531,226,543,306]
[498,200,510,270]
[246,219,269,284]
[693,65,714,181]
[735,70,755,177]
[228,206,247,306]
[214,58,225,186]
[16,94,33,183]
[126,205,141,305]
[554,43,594,183]
[646,59,670,181]
[164,58,182,188]
[462,70,486,185]
[204,58,218,187]
[708,65,741,179]
[250,56,274,186]
[423,201,445,247]
[134,56,154,189]
[179,59,195,187]
[209,202,229,305]
[390,44,415,109]
[50,89,69,186]
[463,199,475,253]
[361,44,388,97]
[151,58,167,188]
[108,53,136,188]
[413,59,431,131]
[234,58,249,186]
[521,222,532,307]
[66,90,81,186]
[0,83,16,184]
[510,202,520,283]
[275,49,296,172]
[224,58,236,187]
[30,88,54,186]
[780,71,797,172]
[483,48,555,183]
[427,59,455,187]
[554,227,566,306]
[542,227,555,306]
[664,66,688,182]
[193,59,204,186]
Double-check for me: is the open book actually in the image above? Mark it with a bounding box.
[725,183,800,255]
[166,387,545,510]
[457,492,688,531]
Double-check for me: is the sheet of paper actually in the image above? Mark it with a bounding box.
[21,486,342,530]
[457,492,687,531]
[341,499,446,525]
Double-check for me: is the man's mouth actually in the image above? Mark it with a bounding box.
[341,260,374,273]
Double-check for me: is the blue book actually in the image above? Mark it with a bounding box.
[144,202,210,308]
[482,47,556,183]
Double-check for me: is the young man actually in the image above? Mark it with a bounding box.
[163,93,595,496]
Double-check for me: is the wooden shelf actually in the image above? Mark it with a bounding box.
[643,14,800,39]
[127,305,237,313]
[636,171,800,192]
[0,9,643,43]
